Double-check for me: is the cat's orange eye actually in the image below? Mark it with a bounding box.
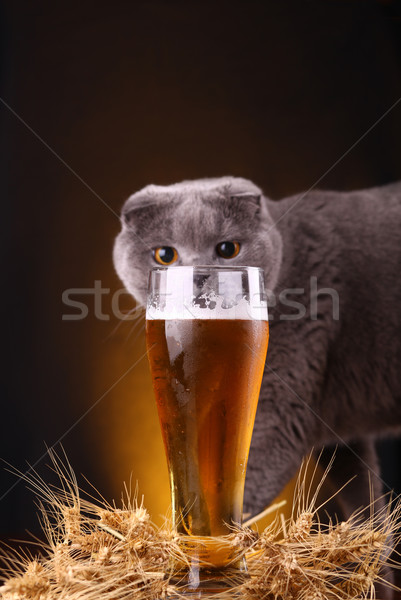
[216,241,240,259]
[153,246,178,265]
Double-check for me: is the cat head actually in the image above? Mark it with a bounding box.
[113,176,283,306]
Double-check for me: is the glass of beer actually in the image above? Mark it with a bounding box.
[145,266,269,596]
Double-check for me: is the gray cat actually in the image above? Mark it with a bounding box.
[113,176,401,525]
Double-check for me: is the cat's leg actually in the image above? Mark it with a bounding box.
[244,403,312,516]
[318,440,395,600]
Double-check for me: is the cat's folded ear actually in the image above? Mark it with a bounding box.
[230,193,261,204]
[121,204,139,227]
[122,209,135,227]
[227,193,261,218]
[122,205,139,226]
[121,195,160,228]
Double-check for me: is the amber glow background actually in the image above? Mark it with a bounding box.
[1,1,401,538]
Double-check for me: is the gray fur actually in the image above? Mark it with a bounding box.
[113,176,401,522]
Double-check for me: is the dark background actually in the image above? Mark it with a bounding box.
[1,0,401,541]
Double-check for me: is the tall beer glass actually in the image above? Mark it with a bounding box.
[145,266,269,595]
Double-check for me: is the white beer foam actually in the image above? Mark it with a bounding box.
[147,294,268,321]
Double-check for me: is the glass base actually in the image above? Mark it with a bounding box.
[167,558,249,598]
[163,533,249,598]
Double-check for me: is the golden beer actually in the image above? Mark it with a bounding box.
[146,319,268,564]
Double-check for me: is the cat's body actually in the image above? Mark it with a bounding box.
[113,177,401,521]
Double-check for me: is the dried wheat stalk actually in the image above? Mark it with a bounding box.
[0,450,399,600]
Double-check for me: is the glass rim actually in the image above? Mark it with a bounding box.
[149,265,264,273]
[146,264,268,320]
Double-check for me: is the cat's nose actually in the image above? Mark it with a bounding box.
[186,254,203,265]
[194,273,210,290]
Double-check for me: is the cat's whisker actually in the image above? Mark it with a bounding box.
[126,317,146,344]
[103,306,145,342]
